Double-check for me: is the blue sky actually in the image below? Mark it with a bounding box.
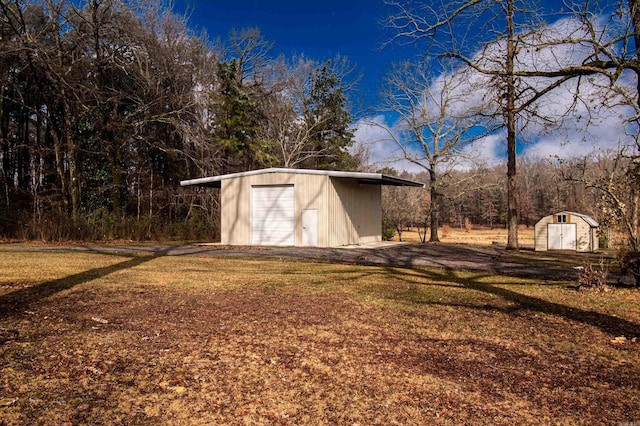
[175,1,386,59]
[173,1,634,171]
[173,1,569,105]
[174,0,415,108]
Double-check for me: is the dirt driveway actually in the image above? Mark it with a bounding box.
[3,242,584,281]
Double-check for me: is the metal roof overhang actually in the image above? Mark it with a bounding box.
[180,168,424,188]
[180,177,222,188]
[360,175,424,187]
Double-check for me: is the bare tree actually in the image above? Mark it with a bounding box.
[23,0,83,220]
[384,0,588,250]
[225,27,273,85]
[262,56,320,168]
[0,0,223,239]
[260,55,358,169]
[559,148,638,284]
[381,170,423,241]
[376,59,482,241]
[438,164,505,230]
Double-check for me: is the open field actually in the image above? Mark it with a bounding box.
[393,226,536,247]
[1,249,639,425]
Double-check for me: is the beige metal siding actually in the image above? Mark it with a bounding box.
[293,174,329,246]
[328,178,382,246]
[221,172,328,246]
[221,171,384,247]
[221,176,249,245]
[327,178,353,246]
[355,185,382,244]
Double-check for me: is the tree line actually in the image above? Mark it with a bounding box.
[382,152,632,244]
[0,0,358,240]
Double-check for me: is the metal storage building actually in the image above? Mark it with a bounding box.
[534,211,599,252]
[180,168,423,247]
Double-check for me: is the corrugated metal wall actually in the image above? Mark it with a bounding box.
[220,172,383,247]
[221,172,328,246]
[328,178,381,246]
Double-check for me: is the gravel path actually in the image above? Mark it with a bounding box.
[1,242,580,281]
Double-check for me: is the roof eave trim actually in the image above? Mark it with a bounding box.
[180,168,425,188]
[180,177,222,187]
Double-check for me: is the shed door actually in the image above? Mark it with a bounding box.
[301,209,318,247]
[548,223,577,250]
[251,185,295,246]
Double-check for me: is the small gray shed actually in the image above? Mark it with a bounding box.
[180,168,423,247]
[534,211,599,252]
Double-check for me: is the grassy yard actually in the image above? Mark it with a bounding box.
[1,249,639,425]
[391,226,537,247]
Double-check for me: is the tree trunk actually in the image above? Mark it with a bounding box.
[49,2,80,222]
[50,128,70,214]
[629,0,640,252]
[68,131,81,222]
[62,102,81,223]
[429,166,440,242]
[0,86,9,208]
[110,142,123,218]
[632,185,639,252]
[505,0,519,251]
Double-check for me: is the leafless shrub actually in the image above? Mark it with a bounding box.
[577,257,611,292]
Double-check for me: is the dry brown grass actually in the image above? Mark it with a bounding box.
[1,250,639,425]
[395,226,536,247]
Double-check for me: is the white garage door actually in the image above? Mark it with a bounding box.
[251,185,295,246]
[548,223,577,250]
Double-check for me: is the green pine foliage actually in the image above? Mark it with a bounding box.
[304,62,355,170]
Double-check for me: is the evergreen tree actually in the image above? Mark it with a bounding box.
[213,59,273,172]
[303,61,354,170]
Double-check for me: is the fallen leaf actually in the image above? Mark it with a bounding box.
[0,398,18,407]
[167,386,187,394]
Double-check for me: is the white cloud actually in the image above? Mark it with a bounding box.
[351,115,427,173]
[460,133,506,168]
[355,15,638,173]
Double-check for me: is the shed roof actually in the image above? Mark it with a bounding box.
[180,168,425,189]
[556,211,599,228]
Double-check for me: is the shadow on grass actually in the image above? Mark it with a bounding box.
[0,247,170,317]
[382,266,639,338]
[2,244,637,338]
